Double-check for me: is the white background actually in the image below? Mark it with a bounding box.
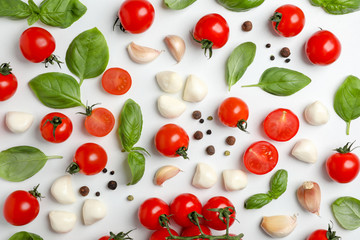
[1,0,360,239]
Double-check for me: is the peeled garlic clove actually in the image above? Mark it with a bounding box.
[82,199,107,225]
[5,111,34,133]
[192,163,217,189]
[165,35,185,63]
[51,175,76,204]
[127,42,161,64]
[304,101,329,125]
[156,71,183,93]
[222,169,247,191]
[183,74,208,102]
[291,139,318,163]
[297,181,321,216]
[154,165,181,186]
[49,211,77,233]
[157,95,186,118]
[261,215,297,238]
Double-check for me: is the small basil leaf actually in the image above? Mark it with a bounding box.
[310,0,360,14]
[127,151,145,185]
[334,75,360,135]
[244,193,272,209]
[243,67,311,96]
[331,196,360,230]
[29,72,84,109]
[9,231,43,240]
[164,0,197,9]
[0,0,31,19]
[0,146,62,182]
[39,0,87,28]
[66,27,109,84]
[268,169,288,199]
[217,0,264,12]
[226,42,256,90]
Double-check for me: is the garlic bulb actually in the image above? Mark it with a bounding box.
[50,175,76,204]
[192,163,217,189]
[291,139,318,163]
[157,95,186,118]
[222,169,247,191]
[127,42,161,64]
[156,71,183,93]
[49,211,77,233]
[82,199,107,225]
[296,181,321,215]
[261,214,297,238]
[304,101,329,125]
[183,74,208,102]
[154,165,181,186]
[164,35,185,63]
[5,111,34,133]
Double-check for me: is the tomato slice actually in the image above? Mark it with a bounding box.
[85,108,115,137]
[243,141,278,175]
[101,67,132,95]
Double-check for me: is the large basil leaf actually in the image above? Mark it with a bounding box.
[66,27,109,84]
[0,0,31,19]
[39,0,87,28]
[164,0,197,9]
[27,0,40,25]
[226,42,256,90]
[244,193,272,209]
[29,72,84,109]
[268,169,288,199]
[0,146,62,182]
[331,196,360,230]
[9,231,43,240]
[334,75,360,135]
[243,67,311,96]
[217,0,264,12]
[310,0,360,14]
[127,151,145,185]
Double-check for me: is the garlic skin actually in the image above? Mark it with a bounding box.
[164,35,185,63]
[261,215,297,238]
[157,95,186,118]
[183,75,208,102]
[304,101,329,125]
[127,42,161,64]
[51,175,76,204]
[156,71,183,93]
[296,181,321,216]
[5,111,34,133]
[291,139,318,163]
[222,169,247,191]
[154,165,181,186]
[82,199,107,225]
[49,211,77,233]
[192,163,217,189]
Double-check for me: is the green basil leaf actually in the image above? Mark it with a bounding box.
[331,196,360,230]
[217,0,264,12]
[118,99,143,152]
[243,67,311,96]
[226,42,256,90]
[334,75,360,135]
[0,0,31,19]
[0,146,62,182]
[9,231,43,240]
[27,0,40,25]
[39,0,87,28]
[66,27,109,84]
[244,193,272,209]
[268,169,288,199]
[310,0,360,14]
[127,151,145,185]
[164,0,197,9]
[29,72,84,109]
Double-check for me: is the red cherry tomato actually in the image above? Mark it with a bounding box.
[326,142,360,183]
[98,237,111,240]
[170,193,202,227]
[305,30,341,65]
[3,185,41,226]
[118,0,155,34]
[202,196,235,230]
[218,97,249,132]
[0,63,17,101]
[102,68,132,95]
[193,13,229,58]
[154,123,189,159]
[150,228,179,240]
[270,4,305,37]
[84,107,115,137]
[40,112,73,143]
[263,108,299,142]
[243,141,278,175]
[306,224,341,240]
[181,224,212,239]
[138,198,170,230]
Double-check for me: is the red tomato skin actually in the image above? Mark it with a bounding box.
[119,0,155,34]
[305,30,341,65]
[202,196,235,230]
[218,97,249,127]
[170,193,202,227]
[150,228,179,240]
[3,190,39,226]
[306,229,327,240]
[138,198,170,230]
[102,68,132,95]
[271,4,305,37]
[98,236,111,240]
[40,112,73,143]
[326,152,360,183]
[0,73,17,101]
[181,224,212,239]
[85,108,115,137]
[19,27,56,63]
[73,143,108,175]
[154,124,189,158]
[193,13,229,49]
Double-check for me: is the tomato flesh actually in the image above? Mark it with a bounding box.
[102,68,132,95]
[243,141,278,175]
[85,108,115,137]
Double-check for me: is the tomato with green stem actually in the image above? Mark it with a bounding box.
[80,105,115,137]
[218,97,249,132]
[102,68,132,95]
[243,141,278,175]
[0,63,17,101]
[98,231,134,240]
[40,112,73,143]
[181,224,212,238]
[170,193,202,227]
[138,198,170,230]
[270,4,305,37]
[202,196,235,231]
[150,228,179,240]
[306,223,341,240]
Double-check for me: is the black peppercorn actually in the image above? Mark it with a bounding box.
[79,186,89,196]
[285,58,291,63]
[206,145,215,155]
[102,168,108,173]
[107,180,117,190]
[199,119,204,124]
[226,136,236,145]
[95,191,100,197]
[266,43,271,48]
[193,131,203,140]
[241,21,253,32]
[192,110,202,120]
[280,47,291,58]
[206,129,212,135]
[110,170,115,175]
[270,55,275,61]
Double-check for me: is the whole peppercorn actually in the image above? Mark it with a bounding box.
[192,110,202,120]
[242,21,253,32]
[199,119,204,124]
[79,186,90,196]
[193,131,203,140]
[285,58,291,63]
[206,129,212,135]
[95,191,100,197]
[107,180,117,190]
[110,170,115,175]
[226,136,236,145]
[280,47,291,58]
[270,55,275,61]
[266,43,271,48]
[102,168,108,173]
[206,145,215,155]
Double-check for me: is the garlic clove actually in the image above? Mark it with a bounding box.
[296,181,321,216]
[51,175,77,204]
[192,163,217,189]
[304,101,330,125]
[291,139,318,163]
[5,111,34,133]
[164,35,185,63]
[49,211,77,233]
[156,71,183,93]
[222,169,248,191]
[154,165,182,186]
[157,95,186,118]
[127,42,161,64]
[261,214,297,238]
[183,74,208,102]
[82,199,107,225]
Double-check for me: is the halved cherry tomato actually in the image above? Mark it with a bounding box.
[0,63,17,101]
[181,224,212,239]
[138,198,170,230]
[202,196,235,230]
[83,106,115,137]
[150,228,179,240]
[270,4,305,37]
[102,67,132,95]
[218,97,249,132]
[243,141,278,175]
[170,193,202,227]
[40,112,73,143]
